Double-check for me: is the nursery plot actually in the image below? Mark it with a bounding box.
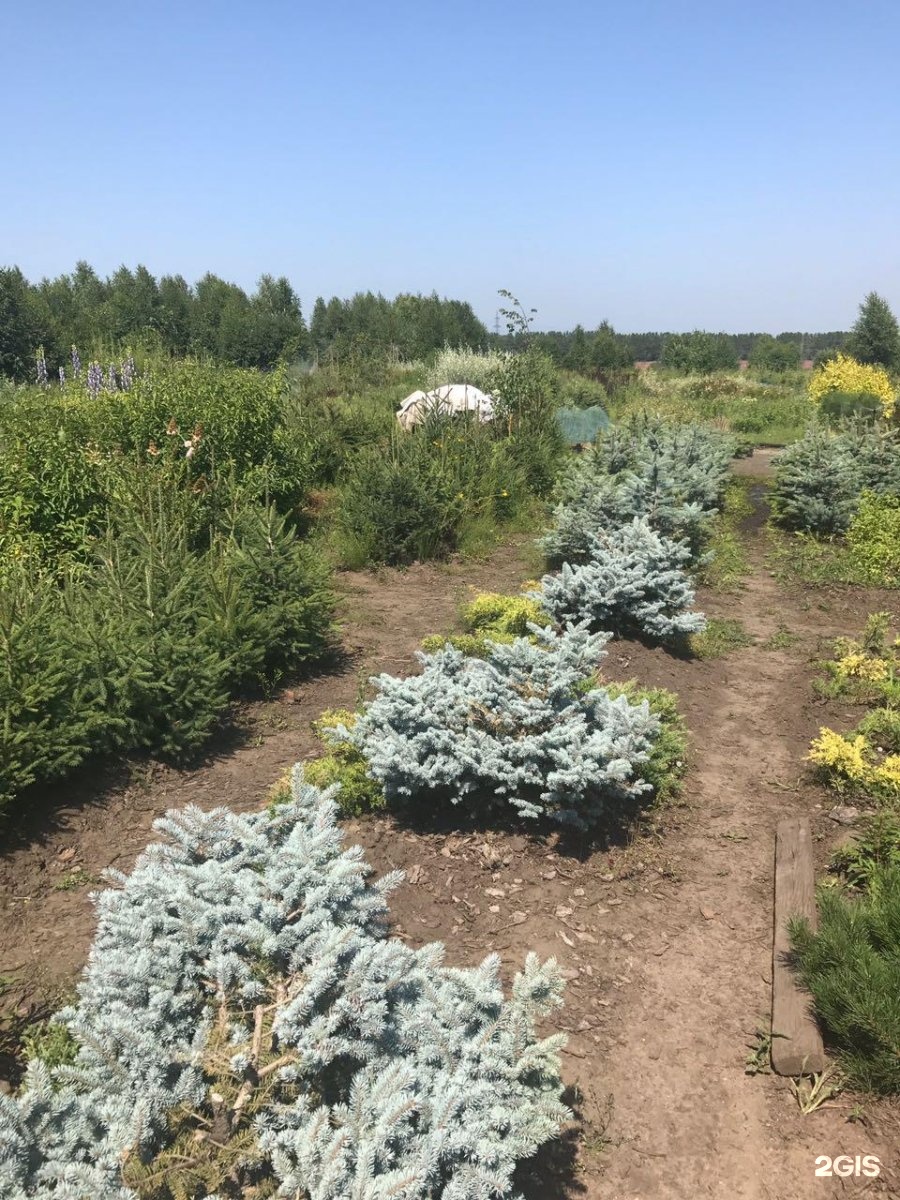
[0,542,538,1003]
[2,453,900,1196]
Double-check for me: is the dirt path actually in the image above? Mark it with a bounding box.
[580,530,858,1198]
[349,453,898,1198]
[548,453,898,1198]
[1,453,897,1192]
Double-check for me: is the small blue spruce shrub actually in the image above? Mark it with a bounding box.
[334,622,661,828]
[543,419,734,563]
[0,773,568,1198]
[536,518,707,641]
[542,472,711,566]
[771,422,900,535]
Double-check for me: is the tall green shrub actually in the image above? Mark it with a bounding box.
[487,347,565,496]
[0,361,315,564]
[332,413,528,567]
[846,492,900,586]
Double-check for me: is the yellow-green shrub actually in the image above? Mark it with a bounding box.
[808,353,896,419]
[846,492,900,586]
[815,614,900,705]
[421,631,516,657]
[421,590,549,657]
[462,591,549,637]
[809,728,900,801]
[302,710,384,815]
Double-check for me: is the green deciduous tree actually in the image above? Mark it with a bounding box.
[661,330,738,374]
[0,268,45,381]
[157,274,193,355]
[590,320,632,375]
[749,334,801,373]
[567,324,589,373]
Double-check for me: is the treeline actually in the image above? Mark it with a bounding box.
[496,327,848,364]
[308,292,487,362]
[1,259,855,383]
[0,263,488,381]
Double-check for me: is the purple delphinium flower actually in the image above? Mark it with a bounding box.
[87,362,103,399]
[120,355,135,390]
[107,363,118,392]
[36,349,48,387]
[59,366,66,385]
[71,345,81,378]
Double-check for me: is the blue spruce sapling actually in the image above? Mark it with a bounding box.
[0,773,568,1198]
[536,518,707,641]
[333,622,661,828]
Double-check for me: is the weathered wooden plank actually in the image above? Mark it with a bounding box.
[771,817,826,1076]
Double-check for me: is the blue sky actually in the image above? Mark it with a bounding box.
[3,0,899,331]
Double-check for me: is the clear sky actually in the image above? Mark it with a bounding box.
[3,0,899,332]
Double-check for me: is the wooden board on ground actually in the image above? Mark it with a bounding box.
[771,817,826,1076]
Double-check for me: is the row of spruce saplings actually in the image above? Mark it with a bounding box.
[0,413,725,825]
[1,418,735,1197]
[9,408,893,823]
[7,429,898,1200]
[273,419,737,832]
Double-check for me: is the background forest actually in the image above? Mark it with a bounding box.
[0,261,850,382]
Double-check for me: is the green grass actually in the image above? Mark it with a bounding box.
[700,478,755,591]
[20,1017,79,1071]
[606,369,814,446]
[690,617,754,659]
[767,498,900,592]
[831,811,900,891]
[762,626,801,651]
[53,868,100,892]
[766,526,865,588]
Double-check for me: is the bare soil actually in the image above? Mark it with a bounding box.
[2,451,898,1196]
